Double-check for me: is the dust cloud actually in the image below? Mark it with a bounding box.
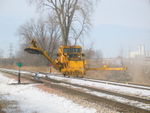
[86,58,150,86]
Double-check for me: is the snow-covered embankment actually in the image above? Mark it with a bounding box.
[0,72,96,113]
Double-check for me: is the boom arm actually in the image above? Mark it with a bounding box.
[24,40,60,71]
[86,65,126,71]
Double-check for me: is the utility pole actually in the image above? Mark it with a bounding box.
[9,44,14,65]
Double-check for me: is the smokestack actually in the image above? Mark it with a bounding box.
[138,45,145,56]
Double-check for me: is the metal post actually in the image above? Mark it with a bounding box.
[18,67,21,84]
[50,66,52,74]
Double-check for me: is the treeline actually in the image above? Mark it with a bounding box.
[1,0,100,67]
[1,0,103,67]
[0,43,103,67]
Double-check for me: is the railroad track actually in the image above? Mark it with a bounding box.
[38,71,150,91]
[0,68,150,113]
[82,78,150,90]
[45,74,150,99]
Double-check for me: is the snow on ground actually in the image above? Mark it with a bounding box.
[47,74,150,98]
[0,68,33,75]
[51,82,150,111]
[0,72,96,113]
[1,68,150,98]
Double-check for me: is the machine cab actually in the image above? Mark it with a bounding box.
[59,46,83,61]
[57,45,85,76]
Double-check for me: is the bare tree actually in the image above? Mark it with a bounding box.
[84,47,103,60]
[18,18,60,57]
[117,48,124,66]
[8,44,15,65]
[17,18,60,66]
[84,47,103,68]
[29,0,97,45]
[0,49,4,65]
[0,49,4,58]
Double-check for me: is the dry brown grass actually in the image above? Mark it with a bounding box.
[0,100,6,113]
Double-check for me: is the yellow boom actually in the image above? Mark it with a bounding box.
[25,40,60,71]
[86,65,126,71]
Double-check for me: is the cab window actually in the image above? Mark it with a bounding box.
[64,48,81,53]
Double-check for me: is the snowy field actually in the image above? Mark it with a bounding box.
[0,72,96,113]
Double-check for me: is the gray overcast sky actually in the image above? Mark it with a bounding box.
[0,0,150,57]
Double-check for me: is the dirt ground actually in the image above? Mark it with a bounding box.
[0,97,20,113]
[0,100,6,113]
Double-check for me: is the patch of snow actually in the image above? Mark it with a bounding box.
[53,83,150,111]
[47,75,150,99]
[85,78,150,90]
[0,72,96,113]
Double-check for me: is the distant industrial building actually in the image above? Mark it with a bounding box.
[129,45,147,58]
